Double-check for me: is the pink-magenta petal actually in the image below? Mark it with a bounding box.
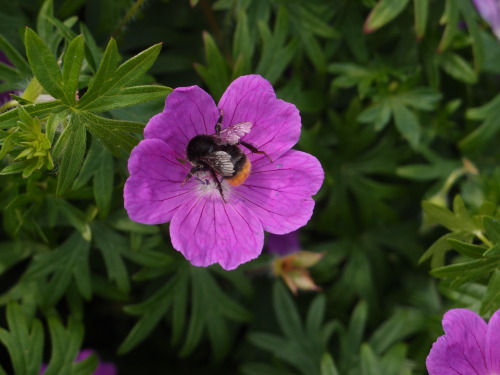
[473,0,500,40]
[94,363,118,375]
[486,308,500,372]
[235,150,323,234]
[426,309,488,375]
[144,86,219,156]
[124,139,195,224]
[169,194,264,270]
[218,75,301,162]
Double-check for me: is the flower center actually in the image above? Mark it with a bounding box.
[193,171,232,199]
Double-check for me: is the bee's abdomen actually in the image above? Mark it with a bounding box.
[226,158,251,186]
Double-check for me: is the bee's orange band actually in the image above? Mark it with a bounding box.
[227,159,251,186]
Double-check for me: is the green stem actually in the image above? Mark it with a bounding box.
[23,77,43,102]
[0,100,18,114]
[476,231,493,248]
[113,0,148,38]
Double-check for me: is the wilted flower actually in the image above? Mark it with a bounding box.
[473,0,500,40]
[272,250,323,294]
[124,74,323,270]
[426,308,500,374]
[41,349,117,375]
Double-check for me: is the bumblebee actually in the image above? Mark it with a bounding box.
[182,110,271,200]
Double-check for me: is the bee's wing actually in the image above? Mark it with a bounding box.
[200,151,234,177]
[216,122,253,145]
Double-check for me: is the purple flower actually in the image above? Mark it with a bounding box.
[267,231,301,256]
[124,75,323,270]
[473,0,500,40]
[426,308,500,374]
[41,349,117,375]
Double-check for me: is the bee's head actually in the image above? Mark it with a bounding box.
[186,135,217,161]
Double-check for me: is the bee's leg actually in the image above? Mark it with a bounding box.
[239,141,273,162]
[182,166,206,186]
[215,109,224,133]
[208,168,226,202]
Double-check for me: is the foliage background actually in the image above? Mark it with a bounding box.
[1,0,500,373]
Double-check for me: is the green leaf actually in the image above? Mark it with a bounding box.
[481,270,500,315]
[460,108,500,152]
[440,52,477,84]
[396,87,441,111]
[396,160,460,181]
[0,161,32,176]
[287,3,338,39]
[107,43,163,92]
[46,110,69,144]
[430,258,498,279]
[79,85,171,113]
[77,38,120,107]
[273,281,303,341]
[358,100,392,130]
[447,239,485,259]
[419,232,473,267]
[306,295,326,338]
[119,274,181,353]
[483,216,500,243]
[79,23,101,73]
[44,15,78,43]
[233,10,253,75]
[0,62,21,82]
[180,269,216,357]
[71,355,98,375]
[422,201,464,231]
[458,0,483,72]
[43,317,84,375]
[391,102,420,148]
[49,198,91,241]
[0,101,67,129]
[0,301,44,375]
[93,144,114,218]
[301,31,326,73]
[72,138,103,189]
[466,93,500,121]
[437,0,459,52]
[255,10,298,85]
[241,363,296,375]
[0,34,30,74]
[369,309,424,354]
[24,28,68,103]
[79,41,163,109]
[345,300,368,354]
[53,115,87,195]
[36,0,54,43]
[194,32,230,99]
[92,224,130,294]
[413,0,429,39]
[320,353,340,375]
[360,344,383,375]
[23,232,91,306]
[62,35,85,106]
[363,0,410,33]
[80,112,142,156]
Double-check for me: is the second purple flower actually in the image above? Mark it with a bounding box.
[124,75,323,270]
[473,0,500,41]
[426,308,500,374]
